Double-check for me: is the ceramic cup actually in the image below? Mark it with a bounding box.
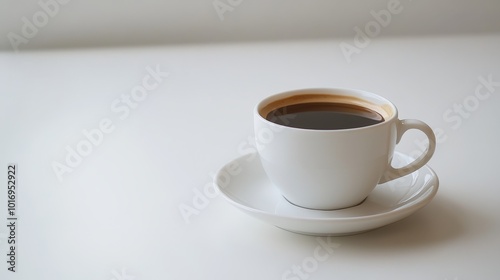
[254,88,436,210]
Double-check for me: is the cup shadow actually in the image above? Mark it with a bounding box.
[330,194,482,251]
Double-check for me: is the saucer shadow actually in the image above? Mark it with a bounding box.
[331,194,479,251]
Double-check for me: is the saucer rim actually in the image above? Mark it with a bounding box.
[215,151,439,222]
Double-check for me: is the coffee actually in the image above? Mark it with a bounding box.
[266,102,384,130]
[255,89,436,210]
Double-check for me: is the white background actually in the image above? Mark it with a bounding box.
[1,0,500,50]
[1,1,500,280]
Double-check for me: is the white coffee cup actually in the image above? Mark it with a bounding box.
[254,88,436,210]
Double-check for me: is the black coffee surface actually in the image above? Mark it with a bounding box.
[266,102,384,130]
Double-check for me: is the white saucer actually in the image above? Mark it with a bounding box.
[215,152,439,236]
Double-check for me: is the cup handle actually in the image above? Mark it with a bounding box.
[378,119,436,184]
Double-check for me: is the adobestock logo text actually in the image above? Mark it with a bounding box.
[7,0,72,52]
[51,65,169,182]
[179,113,295,224]
[282,237,341,280]
[339,0,404,63]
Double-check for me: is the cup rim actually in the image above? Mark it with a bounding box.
[255,88,398,132]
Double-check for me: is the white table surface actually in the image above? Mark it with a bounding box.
[1,33,499,280]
